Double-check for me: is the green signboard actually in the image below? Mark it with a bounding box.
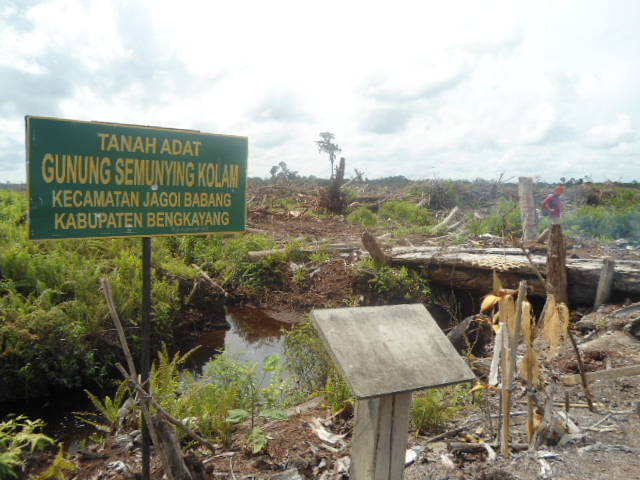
[26,116,248,240]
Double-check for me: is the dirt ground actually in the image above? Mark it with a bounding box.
[23,191,640,480]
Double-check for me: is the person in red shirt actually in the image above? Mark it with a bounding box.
[541,185,564,224]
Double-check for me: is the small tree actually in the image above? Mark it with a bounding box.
[315,132,341,179]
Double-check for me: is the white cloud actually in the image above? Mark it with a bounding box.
[519,104,560,145]
[1,0,639,183]
[586,115,635,149]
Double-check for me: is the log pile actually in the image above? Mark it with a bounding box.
[389,246,640,304]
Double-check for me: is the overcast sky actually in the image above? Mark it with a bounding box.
[1,0,639,184]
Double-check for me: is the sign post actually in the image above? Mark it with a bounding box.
[26,116,247,240]
[26,116,248,479]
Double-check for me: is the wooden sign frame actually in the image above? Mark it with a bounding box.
[311,303,475,479]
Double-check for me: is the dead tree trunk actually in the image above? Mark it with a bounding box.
[320,157,347,214]
[546,224,568,304]
[361,232,390,265]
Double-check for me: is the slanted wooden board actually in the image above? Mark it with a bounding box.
[310,304,475,399]
[561,364,640,385]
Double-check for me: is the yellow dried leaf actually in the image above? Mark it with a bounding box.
[480,289,518,312]
[469,382,487,394]
[540,295,570,359]
[518,347,540,386]
[481,294,501,312]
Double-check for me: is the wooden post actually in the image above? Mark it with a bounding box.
[546,224,568,305]
[594,258,615,309]
[518,177,538,243]
[351,392,412,480]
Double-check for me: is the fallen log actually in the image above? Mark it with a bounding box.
[432,206,460,233]
[389,246,640,304]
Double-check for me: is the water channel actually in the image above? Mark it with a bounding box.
[3,306,293,451]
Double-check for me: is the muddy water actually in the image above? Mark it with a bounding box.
[183,305,293,375]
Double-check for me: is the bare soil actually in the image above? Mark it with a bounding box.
[23,184,640,480]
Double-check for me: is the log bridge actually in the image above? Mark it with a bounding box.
[389,246,640,305]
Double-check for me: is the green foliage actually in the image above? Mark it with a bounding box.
[348,206,378,227]
[75,381,129,433]
[282,320,355,414]
[563,204,640,243]
[246,427,268,454]
[341,186,359,205]
[324,369,354,415]
[0,415,54,479]
[348,200,434,234]
[466,197,522,236]
[282,320,333,394]
[378,201,431,226]
[290,266,310,292]
[209,234,278,290]
[132,348,293,449]
[308,245,336,265]
[354,259,431,303]
[315,132,341,178]
[0,190,227,401]
[411,385,469,435]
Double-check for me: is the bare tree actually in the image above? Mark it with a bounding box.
[315,132,341,179]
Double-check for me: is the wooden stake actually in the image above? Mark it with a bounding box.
[594,258,615,309]
[567,329,595,412]
[501,281,527,457]
[562,364,640,386]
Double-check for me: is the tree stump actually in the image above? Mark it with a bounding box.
[320,157,347,214]
[546,224,568,304]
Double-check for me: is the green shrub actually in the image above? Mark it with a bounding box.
[282,320,333,394]
[348,206,378,227]
[467,197,522,236]
[411,385,469,435]
[563,204,640,242]
[324,369,354,415]
[379,201,431,226]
